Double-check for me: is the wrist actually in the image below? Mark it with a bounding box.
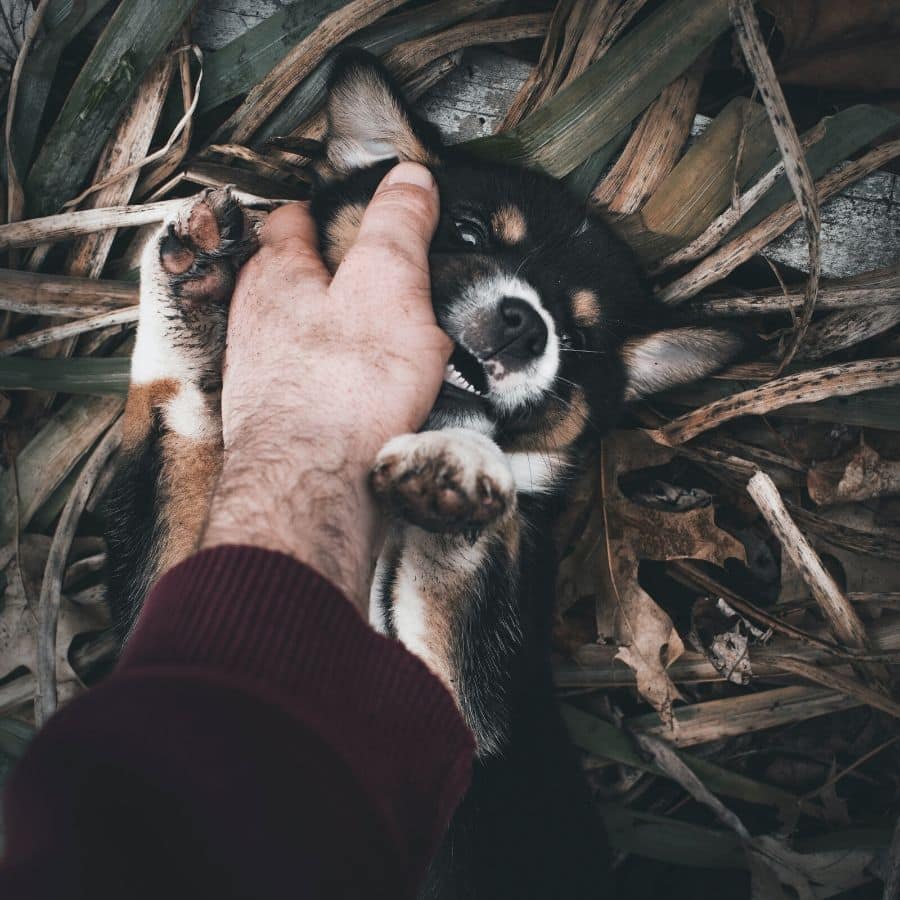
[201,426,377,612]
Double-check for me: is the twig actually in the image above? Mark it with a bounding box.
[0,307,138,357]
[795,306,900,361]
[746,471,888,691]
[35,419,122,725]
[729,0,820,370]
[645,358,900,446]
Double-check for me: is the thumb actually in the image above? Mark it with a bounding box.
[331,162,439,308]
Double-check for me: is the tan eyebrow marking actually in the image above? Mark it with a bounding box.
[571,289,601,327]
[491,205,527,244]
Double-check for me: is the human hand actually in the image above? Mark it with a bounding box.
[202,163,451,611]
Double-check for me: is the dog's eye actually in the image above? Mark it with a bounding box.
[454,218,486,248]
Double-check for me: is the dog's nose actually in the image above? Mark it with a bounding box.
[498,297,548,361]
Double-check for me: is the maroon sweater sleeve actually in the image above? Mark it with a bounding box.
[1,545,474,900]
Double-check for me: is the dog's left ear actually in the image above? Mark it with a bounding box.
[621,327,741,400]
[320,49,443,178]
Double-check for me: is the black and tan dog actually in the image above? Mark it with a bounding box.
[104,50,739,899]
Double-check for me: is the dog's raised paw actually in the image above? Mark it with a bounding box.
[370,429,515,533]
[157,188,253,304]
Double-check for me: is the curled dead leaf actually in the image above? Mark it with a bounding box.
[597,431,746,726]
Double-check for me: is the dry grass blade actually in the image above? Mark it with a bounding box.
[776,657,900,721]
[35,419,122,725]
[0,357,129,394]
[385,14,550,82]
[0,195,282,251]
[561,704,811,814]
[654,120,826,272]
[137,26,197,199]
[198,0,347,115]
[62,46,202,213]
[24,0,197,218]
[646,358,900,446]
[499,0,574,131]
[591,58,705,214]
[730,0,821,370]
[628,685,858,748]
[657,138,900,304]
[0,269,137,317]
[686,264,900,316]
[64,50,173,288]
[796,306,900,361]
[4,0,51,230]
[633,732,752,839]
[0,200,182,250]
[469,0,732,176]
[289,15,550,142]
[747,471,887,690]
[501,0,649,131]
[0,396,124,543]
[0,308,138,357]
[219,0,409,145]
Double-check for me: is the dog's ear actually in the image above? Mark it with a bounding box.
[320,49,442,178]
[621,328,741,400]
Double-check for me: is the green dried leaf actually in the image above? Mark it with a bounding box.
[0,358,129,395]
[463,0,732,177]
[24,0,197,217]
[199,0,347,115]
[562,705,804,813]
[7,0,111,179]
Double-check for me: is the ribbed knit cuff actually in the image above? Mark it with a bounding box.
[119,544,474,873]
[122,543,471,751]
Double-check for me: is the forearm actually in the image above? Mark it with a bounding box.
[202,421,377,610]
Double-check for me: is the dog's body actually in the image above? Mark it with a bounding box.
[105,51,739,899]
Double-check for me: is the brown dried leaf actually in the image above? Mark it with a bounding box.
[762,0,900,91]
[0,537,108,705]
[598,431,746,725]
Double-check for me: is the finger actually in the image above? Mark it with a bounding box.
[255,201,330,284]
[332,162,439,309]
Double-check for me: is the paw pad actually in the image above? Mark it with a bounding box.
[370,432,514,534]
[158,189,253,303]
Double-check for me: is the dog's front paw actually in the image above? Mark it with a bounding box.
[370,429,514,533]
[156,187,254,304]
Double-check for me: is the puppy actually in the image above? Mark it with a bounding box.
[104,50,740,899]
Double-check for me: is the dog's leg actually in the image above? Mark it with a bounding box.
[104,189,254,640]
[370,429,522,754]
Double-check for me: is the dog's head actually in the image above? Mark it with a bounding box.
[311,51,738,462]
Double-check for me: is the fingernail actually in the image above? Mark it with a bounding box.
[385,161,434,191]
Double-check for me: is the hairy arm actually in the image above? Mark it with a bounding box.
[202,163,450,610]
